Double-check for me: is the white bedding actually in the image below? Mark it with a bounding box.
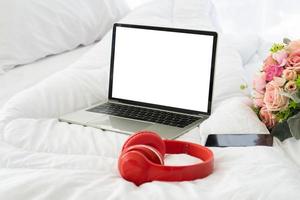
[0,0,129,72]
[0,0,300,199]
[0,44,94,108]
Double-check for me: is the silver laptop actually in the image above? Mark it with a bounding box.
[59,23,218,139]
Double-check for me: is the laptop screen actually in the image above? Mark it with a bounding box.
[109,24,217,115]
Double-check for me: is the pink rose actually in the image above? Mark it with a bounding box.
[273,77,286,87]
[287,40,300,53]
[259,106,276,128]
[272,50,288,66]
[265,64,284,81]
[284,81,297,92]
[253,73,266,94]
[283,69,297,81]
[253,91,264,108]
[263,55,278,70]
[287,50,300,72]
[264,81,289,111]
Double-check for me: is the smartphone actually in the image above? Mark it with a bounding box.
[205,134,273,147]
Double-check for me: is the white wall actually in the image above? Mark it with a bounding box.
[126,0,152,9]
[212,0,300,40]
[126,0,300,41]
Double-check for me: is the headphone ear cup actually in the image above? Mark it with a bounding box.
[118,150,151,186]
[122,131,166,157]
[122,144,164,165]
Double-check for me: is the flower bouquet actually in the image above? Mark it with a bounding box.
[253,38,300,141]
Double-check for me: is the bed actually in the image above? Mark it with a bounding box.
[0,44,94,108]
[0,0,300,199]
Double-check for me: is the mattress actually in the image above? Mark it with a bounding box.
[0,44,95,108]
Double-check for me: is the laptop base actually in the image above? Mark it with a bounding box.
[59,102,206,139]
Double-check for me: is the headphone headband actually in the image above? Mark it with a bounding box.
[149,140,213,182]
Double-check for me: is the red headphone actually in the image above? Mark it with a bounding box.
[118,131,214,185]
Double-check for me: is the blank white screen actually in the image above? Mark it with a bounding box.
[112,26,214,112]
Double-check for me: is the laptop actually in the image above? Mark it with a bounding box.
[59,23,218,139]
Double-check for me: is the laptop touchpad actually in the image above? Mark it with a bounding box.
[87,115,153,133]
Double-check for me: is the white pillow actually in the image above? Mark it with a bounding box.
[0,0,129,72]
[221,34,260,65]
[212,37,249,110]
[200,97,269,145]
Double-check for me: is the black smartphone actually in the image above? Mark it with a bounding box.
[205,134,273,147]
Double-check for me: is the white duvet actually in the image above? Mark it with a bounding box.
[0,0,300,199]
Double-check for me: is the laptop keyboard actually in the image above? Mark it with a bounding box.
[87,103,201,128]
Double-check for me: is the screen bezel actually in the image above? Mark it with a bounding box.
[108,23,218,116]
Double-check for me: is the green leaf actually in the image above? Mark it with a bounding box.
[296,76,300,88]
[287,112,300,139]
[270,43,285,53]
[276,108,292,122]
[252,107,260,115]
[240,84,248,90]
[283,38,291,45]
[271,121,293,141]
[297,91,300,98]
[289,100,297,109]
